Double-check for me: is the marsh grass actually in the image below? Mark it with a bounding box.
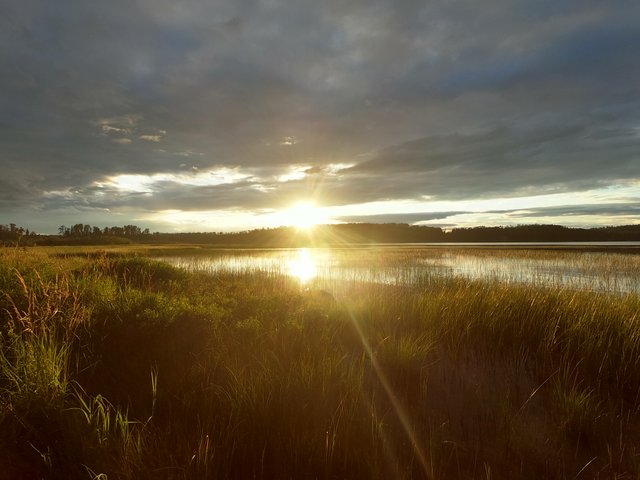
[158,246,640,295]
[1,247,640,478]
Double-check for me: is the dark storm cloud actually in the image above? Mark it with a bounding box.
[1,0,639,230]
[429,22,640,98]
[345,120,640,201]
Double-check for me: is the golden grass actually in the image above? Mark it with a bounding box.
[1,247,640,478]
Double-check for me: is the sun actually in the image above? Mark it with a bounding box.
[285,201,326,230]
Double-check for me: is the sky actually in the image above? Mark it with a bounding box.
[1,0,639,233]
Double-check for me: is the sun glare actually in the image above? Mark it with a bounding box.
[285,201,325,230]
[287,248,317,284]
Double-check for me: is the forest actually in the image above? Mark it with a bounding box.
[1,222,640,246]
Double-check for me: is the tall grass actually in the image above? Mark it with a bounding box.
[1,247,640,478]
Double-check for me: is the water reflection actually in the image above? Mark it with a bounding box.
[287,248,317,284]
[158,247,640,295]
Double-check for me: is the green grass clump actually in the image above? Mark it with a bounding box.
[1,247,640,478]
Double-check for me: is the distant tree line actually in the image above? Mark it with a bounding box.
[58,224,150,237]
[444,224,640,243]
[2,222,640,247]
[0,223,38,244]
[1,223,152,246]
[130,223,640,246]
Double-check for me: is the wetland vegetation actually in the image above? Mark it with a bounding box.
[1,245,640,479]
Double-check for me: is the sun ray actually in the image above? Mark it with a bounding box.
[346,305,432,477]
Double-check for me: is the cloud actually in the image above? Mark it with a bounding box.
[344,121,640,202]
[336,212,465,224]
[0,0,639,231]
[139,135,162,142]
[508,203,640,219]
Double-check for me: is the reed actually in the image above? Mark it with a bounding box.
[1,247,640,478]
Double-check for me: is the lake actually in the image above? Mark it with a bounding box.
[158,244,640,295]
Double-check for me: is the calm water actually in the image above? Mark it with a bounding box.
[159,246,640,295]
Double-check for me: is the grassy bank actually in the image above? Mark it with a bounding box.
[1,247,640,479]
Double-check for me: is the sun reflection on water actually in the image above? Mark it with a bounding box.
[287,248,317,284]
